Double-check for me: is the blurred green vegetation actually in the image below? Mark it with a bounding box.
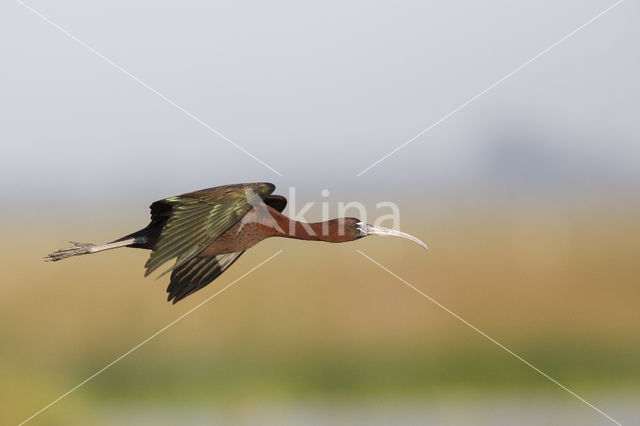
[84,341,640,401]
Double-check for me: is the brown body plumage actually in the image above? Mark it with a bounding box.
[46,183,426,303]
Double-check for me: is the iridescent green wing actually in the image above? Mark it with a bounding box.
[166,251,245,304]
[144,182,275,277]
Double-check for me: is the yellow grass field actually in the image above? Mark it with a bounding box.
[2,204,639,424]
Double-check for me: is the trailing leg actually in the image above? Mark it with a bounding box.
[45,237,148,262]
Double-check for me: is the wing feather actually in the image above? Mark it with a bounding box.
[144,182,275,277]
[167,252,245,303]
[160,187,288,304]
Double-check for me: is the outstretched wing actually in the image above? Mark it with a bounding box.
[144,182,276,277]
[163,191,288,304]
[167,251,245,303]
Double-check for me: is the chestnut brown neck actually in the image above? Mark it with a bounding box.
[266,207,360,243]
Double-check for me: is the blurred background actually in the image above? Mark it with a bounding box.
[1,0,638,424]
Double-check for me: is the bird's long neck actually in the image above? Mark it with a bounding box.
[267,208,355,243]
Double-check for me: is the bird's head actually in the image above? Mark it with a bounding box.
[345,219,428,249]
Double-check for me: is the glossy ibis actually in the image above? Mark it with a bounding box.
[46,183,426,303]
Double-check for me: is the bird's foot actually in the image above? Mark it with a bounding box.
[45,241,95,262]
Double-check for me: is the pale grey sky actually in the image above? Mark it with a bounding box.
[1,0,638,206]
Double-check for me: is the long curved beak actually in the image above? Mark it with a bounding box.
[364,224,428,249]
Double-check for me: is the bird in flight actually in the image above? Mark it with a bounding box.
[46,183,426,303]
